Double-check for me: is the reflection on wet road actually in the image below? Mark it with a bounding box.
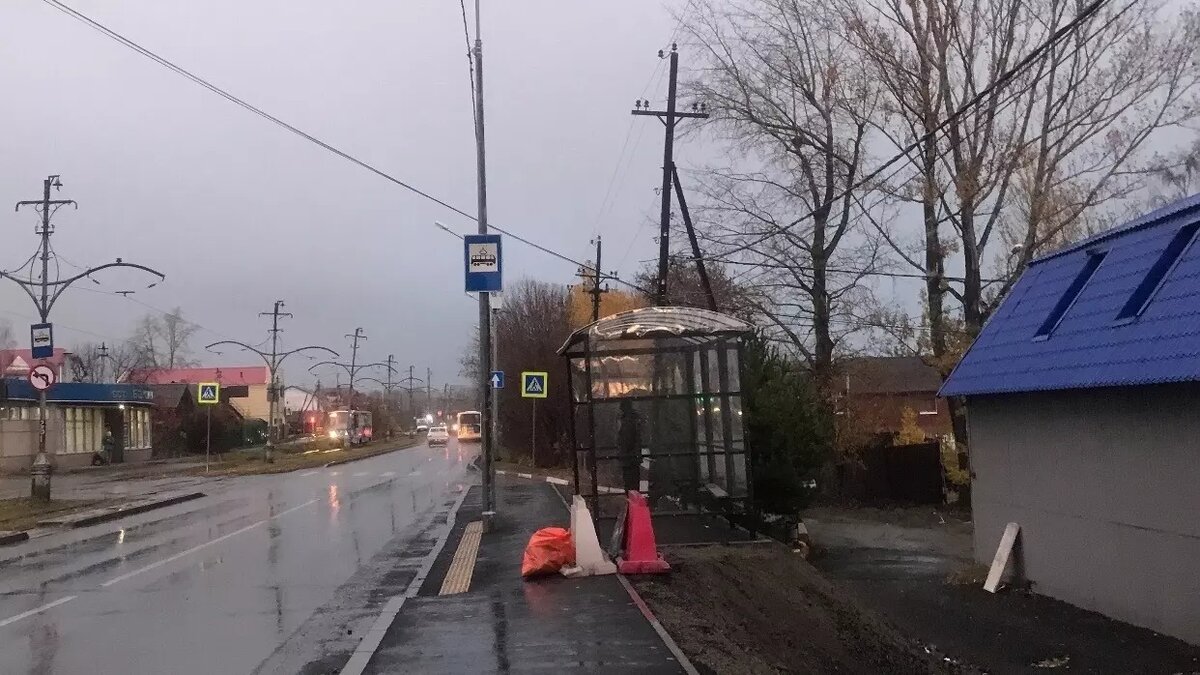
[0,441,474,675]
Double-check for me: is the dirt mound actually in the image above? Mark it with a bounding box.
[631,545,974,675]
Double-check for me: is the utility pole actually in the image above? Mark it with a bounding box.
[473,0,497,529]
[395,365,424,427]
[426,367,432,411]
[260,300,292,462]
[206,302,336,463]
[632,44,709,305]
[387,354,397,417]
[308,329,391,416]
[576,236,610,322]
[97,342,110,383]
[9,175,164,500]
[346,328,366,397]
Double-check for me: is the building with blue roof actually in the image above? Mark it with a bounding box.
[0,378,155,472]
[941,194,1200,645]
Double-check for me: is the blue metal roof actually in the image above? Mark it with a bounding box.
[940,193,1200,397]
[2,380,155,405]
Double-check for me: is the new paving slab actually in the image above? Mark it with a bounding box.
[362,477,684,674]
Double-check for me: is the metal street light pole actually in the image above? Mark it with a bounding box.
[7,175,165,500]
[473,0,497,529]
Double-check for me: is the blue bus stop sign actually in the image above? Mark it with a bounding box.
[464,234,502,293]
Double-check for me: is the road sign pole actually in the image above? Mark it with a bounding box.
[531,398,537,465]
[31,389,50,501]
[206,405,211,473]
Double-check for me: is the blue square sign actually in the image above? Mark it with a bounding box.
[464,234,502,293]
[490,371,505,389]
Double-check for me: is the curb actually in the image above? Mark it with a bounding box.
[0,531,30,546]
[39,492,207,529]
[495,469,625,494]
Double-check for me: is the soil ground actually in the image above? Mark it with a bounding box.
[807,506,1200,674]
[631,545,975,675]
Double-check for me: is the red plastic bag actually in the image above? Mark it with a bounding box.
[521,527,575,578]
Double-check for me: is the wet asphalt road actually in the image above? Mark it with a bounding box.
[0,441,475,675]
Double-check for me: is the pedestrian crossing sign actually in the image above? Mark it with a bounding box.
[198,382,220,405]
[521,371,548,398]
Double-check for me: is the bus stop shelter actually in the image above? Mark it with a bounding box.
[558,306,755,541]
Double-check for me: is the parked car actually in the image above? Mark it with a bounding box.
[416,423,429,433]
[427,425,449,446]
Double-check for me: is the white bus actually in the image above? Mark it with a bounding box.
[327,409,373,446]
[456,411,481,442]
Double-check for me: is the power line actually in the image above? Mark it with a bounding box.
[689,0,1122,262]
[458,0,478,138]
[39,0,646,293]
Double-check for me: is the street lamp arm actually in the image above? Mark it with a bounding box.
[276,345,338,368]
[309,360,352,375]
[0,272,42,312]
[204,340,270,361]
[47,261,167,316]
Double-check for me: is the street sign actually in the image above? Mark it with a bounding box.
[491,371,505,389]
[464,234,502,293]
[30,323,53,359]
[521,371,548,398]
[197,382,221,405]
[28,364,56,391]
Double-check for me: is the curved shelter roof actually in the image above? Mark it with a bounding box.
[558,306,752,355]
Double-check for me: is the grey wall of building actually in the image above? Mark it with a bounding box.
[968,384,1200,645]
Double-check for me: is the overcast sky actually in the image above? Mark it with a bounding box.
[0,0,688,388]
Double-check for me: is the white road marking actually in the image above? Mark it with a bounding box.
[407,470,421,476]
[101,499,318,588]
[0,595,77,628]
[300,471,319,477]
[381,471,395,478]
[353,471,368,477]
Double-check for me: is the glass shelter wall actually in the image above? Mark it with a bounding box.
[566,331,750,519]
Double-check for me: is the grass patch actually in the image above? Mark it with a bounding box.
[184,438,421,477]
[0,498,112,532]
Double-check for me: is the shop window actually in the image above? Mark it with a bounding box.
[125,408,151,449]
[65,407,101,454]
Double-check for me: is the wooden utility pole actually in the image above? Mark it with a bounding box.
[631,45,711,307]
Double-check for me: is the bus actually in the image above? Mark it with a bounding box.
[327,409,373,446]
[456,411,481,442]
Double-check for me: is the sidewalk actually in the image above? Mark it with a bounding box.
[360,476,686,674]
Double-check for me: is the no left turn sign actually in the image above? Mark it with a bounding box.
[28,364,56,391]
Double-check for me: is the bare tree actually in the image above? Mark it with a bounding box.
[69,341,143,382]
[130,307,199,370]
[684,0,889,394]
[493,279,572,466]
[846,0,1200,339]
